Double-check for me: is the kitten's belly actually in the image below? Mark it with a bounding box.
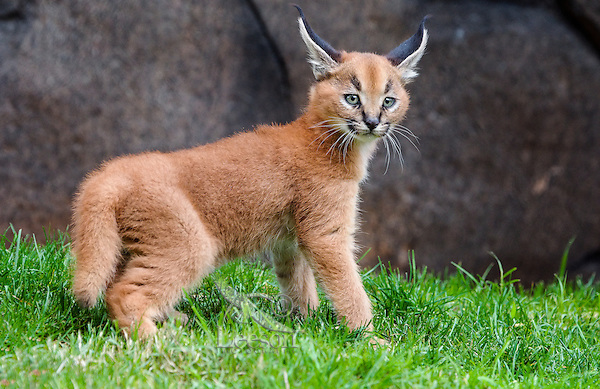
[214,210,297,262]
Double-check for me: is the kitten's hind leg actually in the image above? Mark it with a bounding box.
[105,250,212,339]
[106,189,219,339]
[104,262,163,338]
[271,242,319,317]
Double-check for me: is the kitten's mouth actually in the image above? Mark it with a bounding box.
[347,122,386,140]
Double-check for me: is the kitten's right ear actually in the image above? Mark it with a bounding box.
[294,5,341,80]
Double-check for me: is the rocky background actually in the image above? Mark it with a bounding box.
[1,0,598,282]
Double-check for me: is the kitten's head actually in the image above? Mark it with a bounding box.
[295,5,428,145]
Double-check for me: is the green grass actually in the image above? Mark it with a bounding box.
[1,228,599,388]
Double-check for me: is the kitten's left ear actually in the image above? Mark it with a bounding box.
[294,5,342,80]
[386,17,429,82]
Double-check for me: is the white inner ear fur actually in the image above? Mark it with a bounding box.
[397,28,428,82]
[298,18,338,80]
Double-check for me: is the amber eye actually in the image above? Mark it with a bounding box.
[344,94,361,106]
[383,97,396,108]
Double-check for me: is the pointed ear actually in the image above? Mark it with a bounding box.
[386,17,429,82]
[294,5,342,80]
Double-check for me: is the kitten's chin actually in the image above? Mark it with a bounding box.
[355,134,379,142]
[347,124,386,142]
[354,132,383,143]
[342,123,383,144]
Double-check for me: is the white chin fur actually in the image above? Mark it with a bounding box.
[350,125,386,141]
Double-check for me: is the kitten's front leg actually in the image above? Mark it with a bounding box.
[299,232,373,331]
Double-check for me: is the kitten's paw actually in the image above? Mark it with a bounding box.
[169,311,189,326]
[122,318,159,340]
[368,335,390,348]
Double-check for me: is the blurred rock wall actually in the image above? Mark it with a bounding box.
[1,0,598,281]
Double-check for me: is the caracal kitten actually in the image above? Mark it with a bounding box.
[71,6,428,338]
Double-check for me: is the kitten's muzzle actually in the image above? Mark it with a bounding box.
[346,119,384,139]
[365,117,380,132]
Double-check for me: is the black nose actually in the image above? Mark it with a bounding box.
[365,117,379,131]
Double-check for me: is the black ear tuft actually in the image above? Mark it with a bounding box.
[386,16,430,80]
[293,4,342,63]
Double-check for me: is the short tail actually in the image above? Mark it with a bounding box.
[71,174,124,308]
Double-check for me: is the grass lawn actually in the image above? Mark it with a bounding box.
[1,228,599,388]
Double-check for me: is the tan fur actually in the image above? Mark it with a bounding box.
[71,11,427,338]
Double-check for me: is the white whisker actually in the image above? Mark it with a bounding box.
[341,131,355,165]
[310,117,347,150]
[317,130,340,149]
[326,129,347,157]
[309,118,341,129]
[386,131,405,168]
[395,124,419,140]
[337,131,350,164]
[311,127,339,149]
[382,136,391,174]
[389,124,420,152]
[309,116,361,166]
[392,130,420,153]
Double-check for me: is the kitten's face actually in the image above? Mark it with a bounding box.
[309,52,411,144]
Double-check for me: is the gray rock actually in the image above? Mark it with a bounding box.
[364,3,600,281]
[559,0,600,53]
[1,0,598,282]
[256,1,600,281]
[0,0,293,236]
